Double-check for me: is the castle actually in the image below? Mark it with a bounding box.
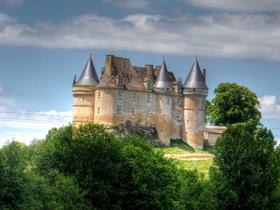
[72,55,209,149]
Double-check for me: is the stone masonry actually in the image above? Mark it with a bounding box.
[72,55,208,149]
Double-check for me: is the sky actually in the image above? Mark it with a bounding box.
[1,0,280,145]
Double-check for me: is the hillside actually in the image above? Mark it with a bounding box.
[155,140,215,178]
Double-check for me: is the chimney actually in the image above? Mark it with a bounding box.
[105,55,114,74]
[203,69,206,81]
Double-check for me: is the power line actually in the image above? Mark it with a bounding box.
[0,110,72,117]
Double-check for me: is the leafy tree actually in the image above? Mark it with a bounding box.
[207,83,261,126]
[0,142,28,209]
[35,124,212,210]
[210,122,280,210]
[20,170,90,210]
[0,140,88,210]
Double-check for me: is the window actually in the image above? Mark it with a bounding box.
[148,81,152,90]
[167,97,171,105]
[117,105,122,113]
[177,98,181,106]
[177,111,180,121]
[97,107,101,114]
[132,93,136,102]
[118,77,123,86]
[132,107,135,114]
[118,90,122,100]
[147,94,151,103]
[97,91,101,99]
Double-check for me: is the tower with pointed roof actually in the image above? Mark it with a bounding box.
[153,59,174,145]
[72,54,214,148]
[72,55,99,126]
[183,59,208,148]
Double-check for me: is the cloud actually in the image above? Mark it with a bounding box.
[102,0,150,9]
[1,12,280,61]
[259,96,280,119]
[0,108,72,146]
[0,85,72,145]
[184,0,280,13]
[0,0,24,7]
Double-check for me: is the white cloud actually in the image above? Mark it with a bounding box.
[0,85,72,145]
[0,109,72,146]
[185,0,280,12]
[102,0,150,9]
[1,12,280,60]
[259,96,280,119]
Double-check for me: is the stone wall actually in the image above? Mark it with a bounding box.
[72,86,95,126]
[73,85,207,147]
[183,96,205,149]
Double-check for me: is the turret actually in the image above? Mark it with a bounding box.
[72,55,99,126]
[183,58,208,148]
[154,59,174,145]
[74,56,99,86]
[154,59,174,93]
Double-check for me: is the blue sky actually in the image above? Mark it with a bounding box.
[1,0,280,145]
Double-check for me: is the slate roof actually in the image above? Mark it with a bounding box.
[75,57,99,86]
[183,59,208,90]
[153,60,174,92]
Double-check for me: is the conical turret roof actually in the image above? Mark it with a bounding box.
[154,60,173,92]
[75,56,99,86]
[183,59,207,90]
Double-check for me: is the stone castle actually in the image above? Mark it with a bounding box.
[72,55,209,149]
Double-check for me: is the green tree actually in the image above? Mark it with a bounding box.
[0,142,28,209]
[0,139,88,210]
[210,122,280,210]
[35,124,212,210]
[20,170,89,210]
[207,83,261,126]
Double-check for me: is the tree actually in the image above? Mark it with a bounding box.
[35,124,212,210]
[207,83,261,126]
[210,122,280,210]
[0,142,28,209]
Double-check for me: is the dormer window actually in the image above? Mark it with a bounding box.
[118,77,123,86]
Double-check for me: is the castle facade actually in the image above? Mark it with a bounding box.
[72,55,208,148]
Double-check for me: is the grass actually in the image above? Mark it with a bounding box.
[179,159,213,178]
[155,139,215,154]
[154,139,215,178]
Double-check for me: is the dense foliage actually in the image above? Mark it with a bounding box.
[207,83,261,126]
[2,83,280,209]
[211,122,280,210]
[0,124,214,210]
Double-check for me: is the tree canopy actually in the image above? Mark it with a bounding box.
[210,122,280,210]
[207,83,261,126]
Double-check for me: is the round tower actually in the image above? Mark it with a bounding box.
[154,59,174,145]
[183,59,208,149]
[72,55,99,126]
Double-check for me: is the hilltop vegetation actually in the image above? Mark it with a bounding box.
[0,124,215,210]
[1,121,280,210]
[1,82,280,209]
